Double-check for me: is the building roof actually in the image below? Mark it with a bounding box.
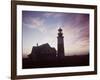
[31,43,56,55]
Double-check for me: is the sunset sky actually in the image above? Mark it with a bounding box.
[22,11,89,57]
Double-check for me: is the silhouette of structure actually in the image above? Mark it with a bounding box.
[57,28,65,58]
[28,43,56,62]
[28,28,65,61]
[22,28,89,69]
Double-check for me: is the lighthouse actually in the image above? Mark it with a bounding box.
[57,28,64,58]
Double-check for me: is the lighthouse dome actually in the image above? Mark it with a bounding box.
[58,28,62,32]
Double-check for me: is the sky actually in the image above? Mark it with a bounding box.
[22,11,89,58]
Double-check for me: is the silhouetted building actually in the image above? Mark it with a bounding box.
[23,28,89,69]
[28,43,56,62]
[28,28,65,62]
[57,28,65,58]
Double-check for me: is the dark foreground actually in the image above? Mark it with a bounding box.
[22,54,89,69]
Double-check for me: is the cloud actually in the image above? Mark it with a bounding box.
[22,11,89,56]
[43,12,63,18]
[23,17,47,32]
[62,22,89,56]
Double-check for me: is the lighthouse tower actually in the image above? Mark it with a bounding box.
[57,28,64,58]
